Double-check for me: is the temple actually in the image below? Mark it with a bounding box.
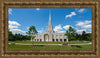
[31,11,68,42]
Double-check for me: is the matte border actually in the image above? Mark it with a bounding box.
[0,0,100,58]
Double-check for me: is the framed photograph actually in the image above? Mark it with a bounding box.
[8,8,92,50]
[0,0,100,58]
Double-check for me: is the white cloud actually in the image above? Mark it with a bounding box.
[9,21,21,26]
[57,31,65,33]
[9,20,26,34]
[63,25,71,30]
[76,29,91,34]
[78,9,85,13]
[82,25,91,29]
[76,20,92,34]
[76,20,91,29]
[85,20,91,24]
[37,28,44,34]
[8,8,12,15]
[88,28,92,32]
[54,25,62,32]
[65,12,76,18]
[9,25,18,29]
[9,21,20,30]
[53,25,66,33]
[38,30,43,33]
[76,29,86,34]
[10,29,26,34]
[76,22,84,26]
[36,8,40,10]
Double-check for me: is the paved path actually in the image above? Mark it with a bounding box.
[8,43,62,45]
[8,42,92,45]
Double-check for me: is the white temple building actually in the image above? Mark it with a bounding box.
[31,11,68,42]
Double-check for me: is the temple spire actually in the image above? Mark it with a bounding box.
[49,10,51,26]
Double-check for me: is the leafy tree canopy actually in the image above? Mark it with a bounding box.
[65,26,77,41]
[26,26,38,36]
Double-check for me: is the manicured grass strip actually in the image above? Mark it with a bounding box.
[8,41,90,44]
[8,45,92,50]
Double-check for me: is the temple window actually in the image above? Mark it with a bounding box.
[52,39,54,42]
[40,39,42,42]
[64,39,66,42]
[60,39,62,42]
[56,39,58,42]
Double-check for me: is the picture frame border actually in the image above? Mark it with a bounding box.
[0,0,100,58]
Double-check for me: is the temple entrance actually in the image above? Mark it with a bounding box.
[44,34,49,41]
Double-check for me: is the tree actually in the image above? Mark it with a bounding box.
[26,26,38,46]
[9,29,31,41]
[86,33,92,41]
[65,26,77,41]
[77,31,92,41]
[81,31,86,40]
[8,30,15,41]
[78,34,82,41]
[75,33,80,41]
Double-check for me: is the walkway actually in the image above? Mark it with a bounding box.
[8,42,92,45]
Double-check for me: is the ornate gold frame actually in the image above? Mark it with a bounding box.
[0,0,100,58]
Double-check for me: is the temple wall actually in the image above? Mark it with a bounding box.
[32,33,68,42]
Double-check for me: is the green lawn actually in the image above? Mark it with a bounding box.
[8,45,92,50]
[8,41,90,44]
[8,41,92,50]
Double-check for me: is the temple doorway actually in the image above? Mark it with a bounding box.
[44,34,49,41]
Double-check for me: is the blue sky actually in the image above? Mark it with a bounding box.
[8,8,92,35]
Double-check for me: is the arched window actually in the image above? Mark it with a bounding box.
[52,39,54,42]
[37,39,39,41]
[35,39,36,41]
[64,39,66,42]
[40,39,42,42]
[60,39,62,42]
[56,39,58,42]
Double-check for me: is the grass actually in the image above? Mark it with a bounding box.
[8,41,90,44]
[8,41,92,50]
[8,45,92,50]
